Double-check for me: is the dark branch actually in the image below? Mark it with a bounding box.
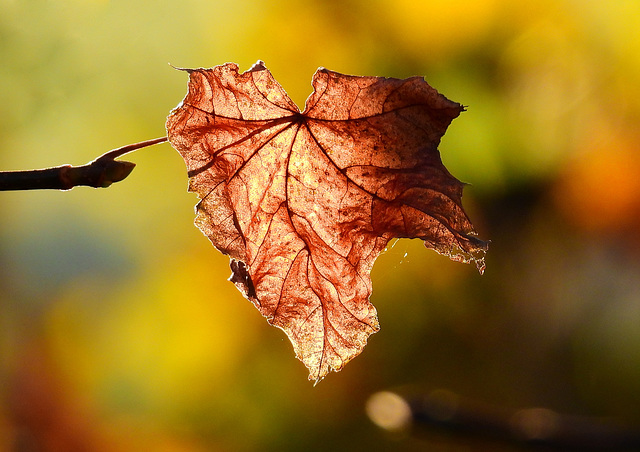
[0,136,168,191]
[367,389,640,451]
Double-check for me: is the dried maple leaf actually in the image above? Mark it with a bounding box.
[166,61,488,381]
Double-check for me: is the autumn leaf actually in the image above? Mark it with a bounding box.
[166,61,488,381]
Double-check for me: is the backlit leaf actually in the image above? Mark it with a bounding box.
[166,61,487,381]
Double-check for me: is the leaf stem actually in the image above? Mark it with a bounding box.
[0,136,167,191]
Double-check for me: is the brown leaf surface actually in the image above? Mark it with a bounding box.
[166,61,488,381]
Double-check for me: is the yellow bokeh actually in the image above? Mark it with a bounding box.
[378,0,500,60]
[46,248,264,412]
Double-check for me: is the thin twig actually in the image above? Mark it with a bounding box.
[0,136,168,191]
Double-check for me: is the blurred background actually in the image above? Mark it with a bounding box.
[1,0,640,450]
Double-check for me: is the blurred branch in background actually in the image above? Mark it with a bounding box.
[0,137,167,191]
[367,389,640,451]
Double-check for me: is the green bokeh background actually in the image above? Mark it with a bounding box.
[2,1,640,450]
